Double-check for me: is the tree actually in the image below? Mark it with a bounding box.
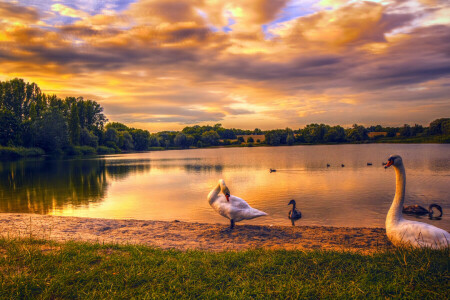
[105,128,119,144]
[202,130,220,146]
[0,109,20,146]
[429,118,450,135]
[399,124,412,137]
[120,131,134,150]
[286,133,295,145]
[254,128,262,134]
[32,108,69,152]
[237,136,245,144]
[80,128,98,148]
[247,137,254,143]
[174,132,188,148]
[131,129,150,150]
[69,104,80,145]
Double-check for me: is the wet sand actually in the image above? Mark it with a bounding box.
[0,214,392,253]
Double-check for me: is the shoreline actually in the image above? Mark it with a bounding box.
[1,139,448,161]
[0,214,392,253]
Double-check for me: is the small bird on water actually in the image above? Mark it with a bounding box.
[288,199,302,226]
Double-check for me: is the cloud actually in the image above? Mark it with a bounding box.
[0,0,449,130]
[0,2,40,24]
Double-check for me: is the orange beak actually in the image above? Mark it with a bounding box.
[225,194,230,202]
[384,160,394,169]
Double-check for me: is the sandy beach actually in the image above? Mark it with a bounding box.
[0,214,393,253]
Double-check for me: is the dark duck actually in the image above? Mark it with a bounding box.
[288,199,302,226]
[402,204,443,219]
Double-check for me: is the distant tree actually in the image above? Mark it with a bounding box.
[429,118,450,135]
[399,124,412,137]
[324,126,346,143]
[105,128,119,144]
[131,129,150,150]
[247,137,254,143]
[105,122,129,132]
[202,130,220,146]
[174,132,188,148]
[254,128,263,135]
[286,133,295,145]
[120,131,134,150]
[265,131,281,145]
[237,136,245,144]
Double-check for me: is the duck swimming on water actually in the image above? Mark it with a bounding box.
[288,199,302,226]
[403,204,443,219]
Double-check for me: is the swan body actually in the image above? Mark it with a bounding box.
[384,155,450,249]
[207,179,267,229]
[288,199,302,226]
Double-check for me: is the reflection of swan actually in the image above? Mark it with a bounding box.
[403,204,443,218]
[207,179,267,229]
[288,199,302,226]
[384,155,450,248]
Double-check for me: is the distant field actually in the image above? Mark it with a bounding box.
[0,238,448,299]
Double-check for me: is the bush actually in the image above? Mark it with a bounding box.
[0,146,45,159]
[75,146,96,155]
[97,146,116,154]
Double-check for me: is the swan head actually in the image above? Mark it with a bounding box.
[288,199,296,206]
[218,179,231,202]
[384,154,403,169]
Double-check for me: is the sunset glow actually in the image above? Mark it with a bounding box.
[1,0,449,131]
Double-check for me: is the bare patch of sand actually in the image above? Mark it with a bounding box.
[0,214,392,253]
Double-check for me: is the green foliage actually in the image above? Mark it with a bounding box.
[0,109,20,146]
[32,108,69,153]
[97,146,116,154]
[429,118,450,135]
[0,146,44,159]
[131,129,150,151]
[201,130,220,146]
[105,127,119,144]
[0,239,448,299]
[75,146,97,155]
[80,128,98,148]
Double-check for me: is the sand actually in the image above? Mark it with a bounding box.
[0,214,392,253]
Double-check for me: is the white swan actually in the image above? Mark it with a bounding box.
[384,154,450,248]
[207,179,267,229]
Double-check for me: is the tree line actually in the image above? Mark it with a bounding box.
[0,78,448,157]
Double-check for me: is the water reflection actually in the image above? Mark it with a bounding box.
[0,158,152,214]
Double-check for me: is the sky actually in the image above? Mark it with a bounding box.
[0,0,449,131]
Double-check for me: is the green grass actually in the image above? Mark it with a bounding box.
[0,238,448,299]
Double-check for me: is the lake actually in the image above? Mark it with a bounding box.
[0,144,449,230]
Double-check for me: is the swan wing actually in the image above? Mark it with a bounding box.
[389,220,450,248]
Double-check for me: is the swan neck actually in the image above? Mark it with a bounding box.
[388,164,406,222]
[208,183,221,204]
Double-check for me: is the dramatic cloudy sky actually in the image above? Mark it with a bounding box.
[1,0,449,131]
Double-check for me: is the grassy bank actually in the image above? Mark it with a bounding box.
[0,238,448,299]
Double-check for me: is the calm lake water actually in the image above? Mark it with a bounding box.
[1,144,449,230]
